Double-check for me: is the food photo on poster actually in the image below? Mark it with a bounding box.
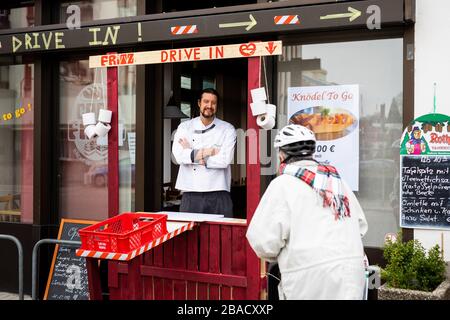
[288,85,360,190]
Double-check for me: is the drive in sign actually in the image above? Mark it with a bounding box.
[89,41,282,68]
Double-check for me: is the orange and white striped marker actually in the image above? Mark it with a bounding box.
[274,15,300,25]
[76,221,195,261]
[171,25,199,35]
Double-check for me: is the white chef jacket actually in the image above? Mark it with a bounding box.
[172,117,236,192]
[246,160,368,300]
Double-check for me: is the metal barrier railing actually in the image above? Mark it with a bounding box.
[0,234,23,300]
[32,239,81,300]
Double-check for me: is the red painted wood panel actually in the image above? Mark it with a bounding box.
[108,260,120,300]
[186,227,199,299]
[246,56,261,222]
[107,63,119,218]
[173,233,187,299]
[232,225,247,299]
[208,225,220,300]
[142,249,154,299]
[153,244,164,299]
[102,222,259,300]
[198,223,210,299]
[127,256,143,299]
[140,266,247,287]
[246,56,262,300]
[142,276,154,300]
[163,239,174,300]
[86,258,103,300]
[120,270,128,300]
[20,65,33,223]
[143,248,153,265]
[220,225,232,300]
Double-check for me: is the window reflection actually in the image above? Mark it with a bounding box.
[277,39,403,247]
[59,60,135,221]
[0,64,34,223]
[59,0,136,22]
[0,6,34,29]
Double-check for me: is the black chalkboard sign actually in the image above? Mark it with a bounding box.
[44,219,97,300]
[400,155,450,229]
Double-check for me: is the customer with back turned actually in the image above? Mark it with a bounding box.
[172,88,236,217]
[246,124,368,299]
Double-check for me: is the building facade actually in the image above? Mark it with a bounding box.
[1,0,447,299]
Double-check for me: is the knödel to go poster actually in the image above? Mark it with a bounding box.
[288,85,360,190]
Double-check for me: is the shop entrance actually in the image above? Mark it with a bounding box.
[80,42,279,300]
[163,58,248,218]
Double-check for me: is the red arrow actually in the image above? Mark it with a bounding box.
[265,42,277,54]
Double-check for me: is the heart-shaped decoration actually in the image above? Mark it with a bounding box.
[239,43,256,57]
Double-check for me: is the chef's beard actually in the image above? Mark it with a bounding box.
[201,109,215,118]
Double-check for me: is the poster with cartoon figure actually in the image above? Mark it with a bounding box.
[400,113,450,155]
[404,126,429,155]
[400,113,450,230]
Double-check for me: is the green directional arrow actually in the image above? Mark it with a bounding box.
[320,7,361,22]
[219,14,257,31]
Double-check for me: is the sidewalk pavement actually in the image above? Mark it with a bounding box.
[0,292,32,300]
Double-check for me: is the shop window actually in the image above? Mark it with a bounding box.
[59,60,136,221]
[0,64,34,223]
[0,4,34,29]
[276,39,403,248]
[59,0,136,23]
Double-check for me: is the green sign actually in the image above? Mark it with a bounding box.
[400,113,450,155]
[400,113,450,230]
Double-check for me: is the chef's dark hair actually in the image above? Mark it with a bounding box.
[199,88,220,101]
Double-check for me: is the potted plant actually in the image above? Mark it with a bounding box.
[378,233,450,300]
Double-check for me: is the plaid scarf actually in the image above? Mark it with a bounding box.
[279,162,351,220]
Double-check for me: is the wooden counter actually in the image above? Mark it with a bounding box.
[85,219,263,300]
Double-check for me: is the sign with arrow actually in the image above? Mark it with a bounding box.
[219,14,257,31]
[265,42,277,55]
[89,41,282,68]
[0,0,405,55]
[320,7,362,22]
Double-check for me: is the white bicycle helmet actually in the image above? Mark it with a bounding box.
[274,124,316,157]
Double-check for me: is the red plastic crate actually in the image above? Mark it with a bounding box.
[78,213,168,253]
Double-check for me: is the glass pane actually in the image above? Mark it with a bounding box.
[202,77,215,89]
[59,60,136,220]
[0,7,35,29]
[180,101,191,121]
[0,64,34,223]
[59,0,137,22]
[181,76,191,90]
[276,39,403,248]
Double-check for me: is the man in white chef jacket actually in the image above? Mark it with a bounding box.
[172,88,236,217]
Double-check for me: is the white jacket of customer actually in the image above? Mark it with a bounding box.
[246,160,368,300]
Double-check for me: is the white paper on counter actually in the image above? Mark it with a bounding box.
[156,211,224,222]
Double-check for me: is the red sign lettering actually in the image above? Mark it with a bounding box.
[101,55,108,66]
[430,133,450,145]
[161,51,168,62]
[239,43,256,57]
[193,48,200,60]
